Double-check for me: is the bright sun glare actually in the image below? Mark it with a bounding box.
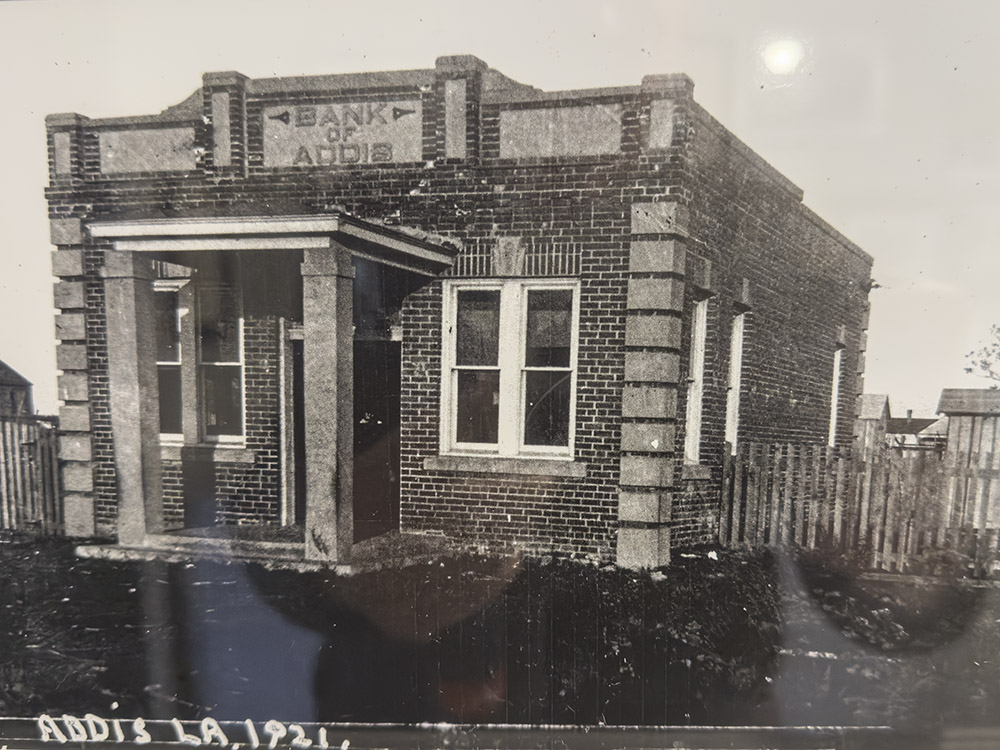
[763,38,805,75]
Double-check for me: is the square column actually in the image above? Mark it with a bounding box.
[102,251,164,544]
[302,243,354,562]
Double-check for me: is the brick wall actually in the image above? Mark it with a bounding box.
[666,102,873,546]
[213,315,282,524]
[162,463,183,529]
[81,253,115,536]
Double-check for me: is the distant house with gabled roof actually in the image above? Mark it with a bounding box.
[885,413,947,452]
[855,393,890,457]
[0,360,33,417]
[854,394,946,454]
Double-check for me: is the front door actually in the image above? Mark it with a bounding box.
[352,340,401,542]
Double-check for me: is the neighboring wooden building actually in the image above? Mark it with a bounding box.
[854,393,890,458]
[938,388,1000,455]
[0,359,33,417]
[45,55,872,568]
[936,389,1000,528]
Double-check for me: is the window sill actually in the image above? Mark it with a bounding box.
[160,443,256,464]
[424,454,588,478]
[681,464,712,481]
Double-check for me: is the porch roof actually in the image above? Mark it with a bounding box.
[88,211,461,276]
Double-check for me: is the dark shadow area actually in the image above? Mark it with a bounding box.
[3,537,1000,734]
[353,340,401,543]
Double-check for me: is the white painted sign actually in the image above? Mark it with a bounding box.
[262,101,423,167]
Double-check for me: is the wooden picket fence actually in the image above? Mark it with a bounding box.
[0,416,62,535]
[720,443,1000,577]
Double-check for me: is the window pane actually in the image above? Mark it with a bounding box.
[456,370,500,444]
[155,291,180,363]
[203,365,243,436]
[523,370,571,447]
[200,287,241,363]
[456,290,500,366]
[157,365,182,434]
[525,289,572,367]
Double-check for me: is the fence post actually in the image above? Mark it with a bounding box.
[745,444,761,549]
[28,423,43,531]
[858,451,875,554]
[755,444,771,547]
[10,419,23,531]
[797,445,812,546]
[807,446,824,549]
[780,443,794,546]
[49,425,63,533]
[768,444,784,545]
[0,419,10,530]
[833,451,846,548]
[871,452,888,570]
[720,446,733,546]
[732,445,748,546]
[889,454,907,572]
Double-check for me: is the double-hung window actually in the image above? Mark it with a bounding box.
[154,283,183,440]
[724,311,746,454]
[684,296,709,464]
[827,345,844,447]
[153,281,245,443]
[198,285,244,441]
[442,279,579,458]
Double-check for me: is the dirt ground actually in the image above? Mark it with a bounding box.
[1,535,999,730]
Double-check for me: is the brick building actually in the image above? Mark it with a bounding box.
[44,55,872,569]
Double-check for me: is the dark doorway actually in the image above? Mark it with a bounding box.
[289,336,402,543]
[352,340,401,542]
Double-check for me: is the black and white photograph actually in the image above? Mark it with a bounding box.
[1,2,999,748]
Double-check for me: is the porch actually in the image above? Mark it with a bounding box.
[84,212,458,566]
[75,528,462,573]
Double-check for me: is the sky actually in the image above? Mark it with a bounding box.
[0,0,997,416]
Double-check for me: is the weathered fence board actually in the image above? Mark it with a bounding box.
[719,442,1000,577]
[0,416,62,535]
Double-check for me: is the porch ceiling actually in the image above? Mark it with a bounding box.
[88,212,460,276]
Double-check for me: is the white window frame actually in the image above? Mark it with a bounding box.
[440,278,580,459]
[152,279,246,446]
[828,346,844,447]
[684,296,709,465]
[196,284,246,445]
[724,311,746,455]
[153,278,187,444]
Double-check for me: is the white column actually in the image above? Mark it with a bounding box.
[102,251,164,544]
[301,242,354,562]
